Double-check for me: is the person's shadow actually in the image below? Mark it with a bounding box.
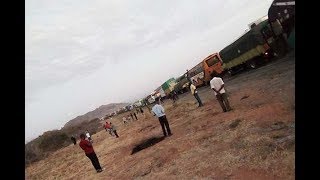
[131,136,165,155]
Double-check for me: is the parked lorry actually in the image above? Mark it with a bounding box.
[186,52,224,87]
[186,18,286,87]
[161,78,177,96]
[174,73,190,94]
[268,0,295,49]
[219,18,277,74]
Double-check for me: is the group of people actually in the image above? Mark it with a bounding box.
[122,113,136,124]
[122,107,145,124]
[76,124,119,173]
[189,74,232,112]
[103,121,119,138]
[149,74,232,142]
[77,75,231,174]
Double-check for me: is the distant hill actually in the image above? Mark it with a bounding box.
[25,102,130,166]
[63,103,129,129]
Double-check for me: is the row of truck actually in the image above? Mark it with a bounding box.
[139,0,295,105]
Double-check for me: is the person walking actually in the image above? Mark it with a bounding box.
[210,75,232,112]
[79,133,103,173]
[130,113,134,121]
[133,112,138,120]
[190,83,203,107]
[110,122,119,138]
[151,97,172,137]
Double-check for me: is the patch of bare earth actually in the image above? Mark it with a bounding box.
[26,53,295,180]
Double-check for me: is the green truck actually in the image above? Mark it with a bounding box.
[174,74,189,94]
[218,18,285,75]
[268,0,295,50]
[161,78,177,96]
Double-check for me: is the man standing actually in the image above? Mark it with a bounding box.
[139,107,144,114]
[71,136,76,145]
[186,70,192,84]
[79,133,103,173]
[133,112,138,120]
[151,97,172,137]
[190,83,203,107]
[210,75,232,112]
[173,90,179,100]
[122,116,128,124]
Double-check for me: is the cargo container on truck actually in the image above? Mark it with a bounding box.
[186,18,286,87]
[161,78,177,96]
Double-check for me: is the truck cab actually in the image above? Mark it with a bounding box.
[202,53,224,84]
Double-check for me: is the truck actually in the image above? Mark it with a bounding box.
[174,73,190,94]
[161,78,177,96]
[268,0,295,49]
[187,52,224,87]
[146,94,155,104]
[159,87,166,97]
[186,18,286,88]
[219,18,276,74]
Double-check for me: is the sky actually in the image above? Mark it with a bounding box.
[26,0,273,143]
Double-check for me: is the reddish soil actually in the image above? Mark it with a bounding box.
[26,52,295,180]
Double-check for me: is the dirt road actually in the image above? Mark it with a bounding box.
[26,52,295,180]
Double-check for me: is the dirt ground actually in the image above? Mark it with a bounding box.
[26,52,295,180]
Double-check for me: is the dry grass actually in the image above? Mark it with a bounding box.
[26,55,295,180]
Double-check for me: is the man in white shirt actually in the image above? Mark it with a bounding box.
[190,83,203,107]
[151,97,172,137]
[210,75,232,112]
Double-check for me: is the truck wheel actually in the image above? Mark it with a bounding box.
[247,61,256,69]
[227,70,233,76]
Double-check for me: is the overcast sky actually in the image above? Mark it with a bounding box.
[26,0,273,143]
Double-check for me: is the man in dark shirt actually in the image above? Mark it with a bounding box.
[79,133,103,173]
[133,112,138,120]
[71,136,76,145]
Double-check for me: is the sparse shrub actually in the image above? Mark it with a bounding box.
[38,131,69,152]
[26,117,103,166]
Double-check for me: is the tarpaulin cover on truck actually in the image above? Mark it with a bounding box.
[161,78,176,95]
[268,0,295,22]
[219,20,269,64]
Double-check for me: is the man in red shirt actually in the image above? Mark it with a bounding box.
[79,133,103,173]
[104,121,119,138]
[104,121,113,136]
